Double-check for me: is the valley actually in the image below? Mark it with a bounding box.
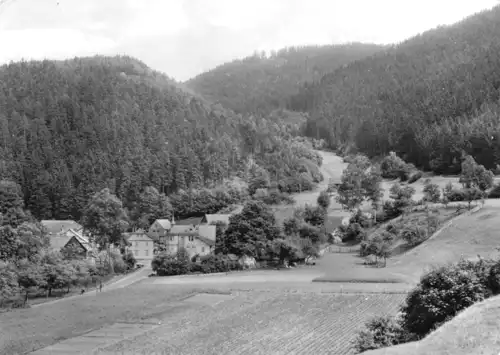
[2,3,500,355]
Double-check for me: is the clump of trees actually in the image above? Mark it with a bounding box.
[0,183,138,309]
[355,258,500,353]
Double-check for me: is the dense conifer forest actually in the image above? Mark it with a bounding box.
[0,56,322,222]
[299,6,500,174]
[185,43,385,115]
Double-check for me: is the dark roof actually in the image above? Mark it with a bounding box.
[174,217,203,226]
[197,236,215,246]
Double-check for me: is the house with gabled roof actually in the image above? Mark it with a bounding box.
[50,228,95,262]
[161,223,215,257]
[123,229,154,263]
[148,219,172,241]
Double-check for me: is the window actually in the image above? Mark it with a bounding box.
[201,247,205,253]
[135,241,138,247]
[134,250,138,256]
[169,236,173,241]
[144,250,148,256]
[145,241,148,246]
[189,236,194,242]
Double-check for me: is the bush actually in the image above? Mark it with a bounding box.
[112,256,128,274]
[303,205,327,227]
[400,226,428,247]
[408,170,423,183]
[254,188,295,205]
[354,316,409,353]
[340,222,367,242]
[423,182,441,203]
[380,152,408,179]
[122,251,136,270]
[401,259,493,338]
[151,253,191,276]
[350,209,372,228]
[317,190,331,209]
[382,200,401,220]
[488,260,500,294]
[488,183,500,198]
[445,188,466,202]
[278,175,314,193]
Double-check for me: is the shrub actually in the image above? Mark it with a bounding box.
[382,200,401,220]
[303,205,327,227]
[408,170,423,183]
[400,226,428,247]
[488,183,500,198]
[401,259,493,338]
[112,256,128,274]
[317,190,331,209]
[350,209,372,228]
[122,251,136,270]
[380,152,408,179]
[253,188,295,205]
[446,188,466,202]
[423,182,441,203]
[340,222,367,242]
[151,253,191,276]
[354,316,408,353]
[488,260,500,294]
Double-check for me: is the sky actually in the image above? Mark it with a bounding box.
[0,0,498,81]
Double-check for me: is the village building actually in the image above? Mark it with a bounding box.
[124,229,154,263]
[41,220,95,263]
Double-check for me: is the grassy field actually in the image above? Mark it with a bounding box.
[102,290,406,355]
[364,294,500,355]
[316,205,500,285]
[0,284,199,355]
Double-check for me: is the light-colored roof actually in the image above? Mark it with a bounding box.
[154,219,171,229]
[41,220,83,235]
[203,214,231,225]
[198,225,216,241]
[123,231,153,241]
[49,228,92,252]
[169,224,198,235]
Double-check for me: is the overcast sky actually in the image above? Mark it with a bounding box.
[0,0,498,81]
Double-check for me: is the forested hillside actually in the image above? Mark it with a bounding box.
[0,56,322,222]
[302,6,500,174]
[185,43,385,114]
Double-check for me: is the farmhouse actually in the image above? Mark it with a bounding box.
[124,230,154,262]
[162,223,215,257]
[148,219,172,240]
[48,227,95,262]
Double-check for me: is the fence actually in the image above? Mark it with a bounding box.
[325,245,358,253]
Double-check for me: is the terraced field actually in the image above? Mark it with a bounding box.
[101,291,406,355]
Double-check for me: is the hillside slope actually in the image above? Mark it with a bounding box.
[303,5,500,174]
[363,293,500,355]
[185,43,385,114]
[0,56,322,221]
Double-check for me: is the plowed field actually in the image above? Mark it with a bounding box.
[101,291,406,355]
